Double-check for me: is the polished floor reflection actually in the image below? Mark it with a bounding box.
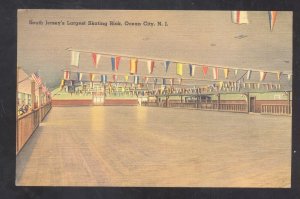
[16,106,291,187]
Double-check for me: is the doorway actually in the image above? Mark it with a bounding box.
[249,97,256,112]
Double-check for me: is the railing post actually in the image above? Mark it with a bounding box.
[38,86,42,122]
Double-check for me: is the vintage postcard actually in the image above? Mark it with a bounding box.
[16,10,292,187]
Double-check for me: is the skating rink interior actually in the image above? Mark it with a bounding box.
[16,106,291,187]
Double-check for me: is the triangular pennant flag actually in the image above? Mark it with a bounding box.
[64,71,70,80]
[234,69,238,76]
[124,75,129,82]
[252,83,256,89]
[224,68,229,79]
[144,77,149,84]
[59,79,65,90]
[112,74,117,82]
[102,75,107,83]
[134,75,139,84]
[276,71,282,80]
[115,56,121,71]
[170,78,174,85]
[189,64,195,77]
[89,73,95,81]
[71,51,80,67]
[231,11,249,24]
[111,57,116,71]
[77,72,82,81]
[178,78,182,85]
[259,71,267,81]
[237,81,241,91]
[42,84,47,93]
[164,61,170,73]
[202,66,208,77]
[92,53,101,68]
[246,70,251,80]
[213,67,218,80]
[219,81,224,90]
[130,58,138,74]
[147,60,155,74]
[176,63,183,76]
[269,11,277,31]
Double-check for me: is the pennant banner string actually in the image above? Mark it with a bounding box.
[66,48,292,75]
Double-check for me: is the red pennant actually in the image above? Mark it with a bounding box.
[202,66,208,77]
[115,56,121,71]
[92,53,97,66]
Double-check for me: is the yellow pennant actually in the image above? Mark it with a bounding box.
[219,81,223,89]
[176,63,183,76]
[224,68,229,79]
[130,58,138,74]
[124,75,129,82]
[277,71,282,80]
[259,71,267,81]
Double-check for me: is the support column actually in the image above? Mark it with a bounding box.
[103,84,106,103]
[199,95,202,109]
[31,80,36,110]
[166,96,169,107]
[180,95,183,103]
[217,93,221,110]
[288,91,291,114]
[196,95,199,108]
[246,93,250,113]
[38,86,42,122]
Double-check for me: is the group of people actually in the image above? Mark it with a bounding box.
[18,103,30,116]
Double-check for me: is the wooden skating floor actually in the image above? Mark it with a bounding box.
[16,106,291,187]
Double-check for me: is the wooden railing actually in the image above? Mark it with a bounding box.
[261,104,291,116]
[16,102,52,154]
[143,101,248,113]
[142,102,157,107]
[169,102,196,108]
[198,103,218,110]
[218,103,248,112]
